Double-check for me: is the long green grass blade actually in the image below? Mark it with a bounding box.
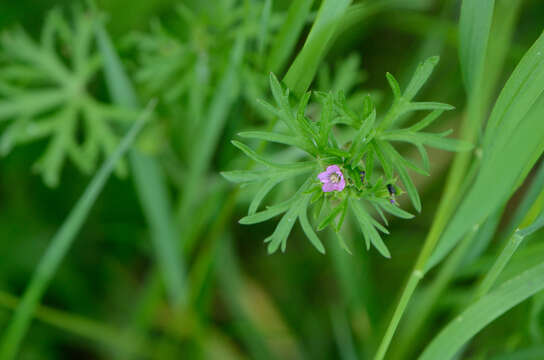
[474,190,544,300]
[95,19,187,306]
[283,0,352,96]
[418,261,544,360]
[427,33,544,271]
[267,0,314,74]
[0,102,154,360]
[458,0,495,94]
[483,31,544,152]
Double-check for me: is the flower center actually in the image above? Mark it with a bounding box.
[329,173,341,183]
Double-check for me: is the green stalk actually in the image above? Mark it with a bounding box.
[0,102,154,360]
[390,222,483,359]
[473,232,525,299]
[374,0,496,356]
[474,188,544,300]
[374,116,479,360]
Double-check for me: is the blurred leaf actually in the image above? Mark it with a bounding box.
[0,101,153,360]
[427,32,544,270]
[267,0,314,74]
[351,198,391,258]
[418,261,544,360]
[458,0,495,94]
[283,0,352,96]
[95,14,187,306]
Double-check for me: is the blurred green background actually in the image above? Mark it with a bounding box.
[0,0,543,359]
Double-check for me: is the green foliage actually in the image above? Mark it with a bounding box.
[458,0,495,94]
[0,101,154,360]
[224,58,468,256]
[428,31,544,270]
[0,8,137,186]
[419,261,544,360]
[2,1,544,359]
[95,14,188,307]
[283,0,352,96]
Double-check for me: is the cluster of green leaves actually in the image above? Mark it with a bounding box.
[223,56,471,256]
[0,8,136,186]
[126,1,278,107]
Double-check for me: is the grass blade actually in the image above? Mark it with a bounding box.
[483,31,544,152]
[427,33,544,271]
[283,0,352,96]
[95,20,187,306]
[0,102,154,360]
[267,0,314,74]
[418,261,544,360]
[458,0,495,94]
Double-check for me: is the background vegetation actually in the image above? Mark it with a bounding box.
[0,0,543,359]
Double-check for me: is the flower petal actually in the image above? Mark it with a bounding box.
[317,171,330,183]
[322,182,337,192]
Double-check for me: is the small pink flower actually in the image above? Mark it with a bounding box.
[317,165,346,192]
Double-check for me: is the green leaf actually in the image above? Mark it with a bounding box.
[238,130,306,149]
[299,195,326,254]
[318,200,346,231]
[231,140,316,170]
[369,197,414,219]
[403,56,439,101]
[324,146,350,158]
[407,109,444,132]
[269,72,296,132]
[418,261,544,360]
[381,131,473,152]
[372,141,393,179]
[96,20,188,308]
[350,110,376,165]
[427,36,544,271]
[406,102,454,112]
[0,90,66,121]
[267,193,307,253]
[248,177,282,215]
[318,92,333,148]
[267,0,314,73]
[458,0,495,94]
[351,199,391,258]
[376,140,422,211]
[416,143,430,173]
[386,72,401,99]
[483,31,544,153]
[283,0,352,96]
[239,198,294,225]
[258,0,273,55]
[0,102,153,360]
[220,170,272,183]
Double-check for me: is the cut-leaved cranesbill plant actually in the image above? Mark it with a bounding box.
[0,8,137,187]
[222,56,471,256]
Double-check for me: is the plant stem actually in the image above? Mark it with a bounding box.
[374,109,479,360]
[391,226,480,359]
[374,271,421,360]
[473,188,544,300]
[473,231,524,300]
